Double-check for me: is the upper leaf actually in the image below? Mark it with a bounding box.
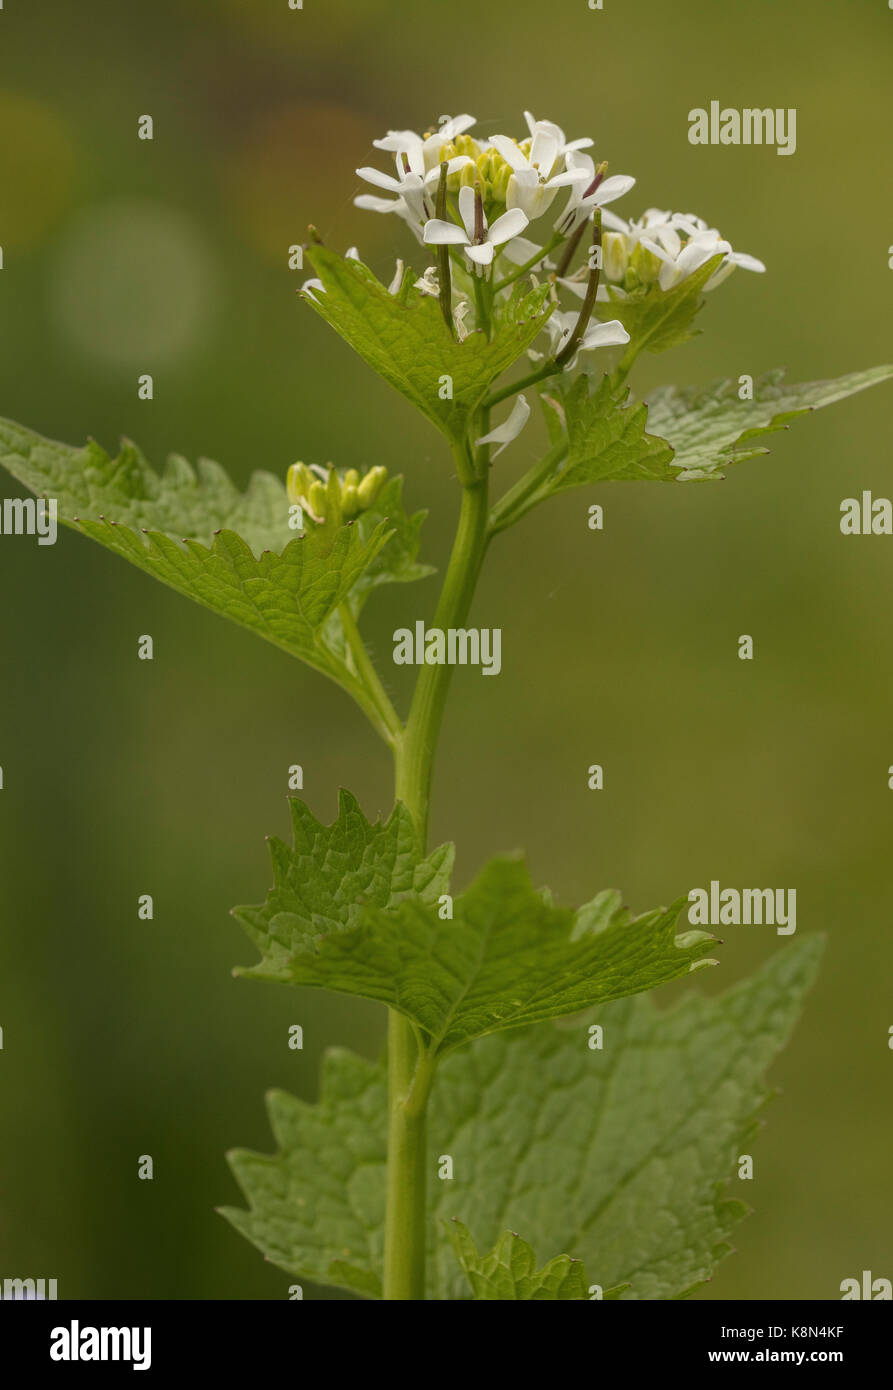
[221,937,823,1299]
[0,419,428,687]
[644,365,893,480]
[594,254,724,355]
[233,790,453,981]
[235,809,719,1054]
[302,248,552,447]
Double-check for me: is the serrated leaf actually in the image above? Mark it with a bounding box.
[644,365,893,480]
[221,1050,389,1299]
[594,254,724,355]
[445,1220,596,1300]
[0,418,413,687]
[233,790,454,981]
[240,849,719,1054]
[350,474,434,601]
[303,248,553,447]
[221,938,821,1299]
[549,375,678,487]
[0,418,294,553]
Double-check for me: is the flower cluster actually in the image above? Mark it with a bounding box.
[298,112,767,463]
[287,461,387,525]
[355,111,634,258]
[598,207,766,294]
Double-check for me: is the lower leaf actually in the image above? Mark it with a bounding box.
[220,936,822,1300]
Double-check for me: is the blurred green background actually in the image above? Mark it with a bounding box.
[1,0,891,1300]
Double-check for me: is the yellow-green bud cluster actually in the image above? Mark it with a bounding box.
[286,462,387,525]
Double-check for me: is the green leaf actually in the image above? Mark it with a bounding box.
[0,417,294,553]
[445,1220,601,1300]
[594,254,724,355]
[303,248,552,447]
[545,375,678,488]
[233,790,454,981]
[644,365,893,480]
[221,937,822,1299]
[220,1051,389,1299]
[236,831,719,1052]
[0,418,410,689]
[349,474,434,603]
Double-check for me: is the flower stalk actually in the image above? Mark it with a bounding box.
[554,208,602,368]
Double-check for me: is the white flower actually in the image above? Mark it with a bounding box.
[602,209,765,291]
[423,185,529,269]
[555,152,636,233]
[541,311,630,368]
[522,110,594,156]
[489,126,589,220]
[355,154,471,235]
[373,114,477,175]
[475,394,531,456]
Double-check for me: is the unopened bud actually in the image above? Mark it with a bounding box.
[286,462,315,507]
[630,240,662,285]
[602,232,629,283]
[308,480,328,518]
[357,465,387,509]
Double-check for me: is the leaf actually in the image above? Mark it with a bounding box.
[349,474,434,604]
[0,418,402,686]
[220,937,822,1299]
[302,248,552,447]
[237,843,719,1053]
[220,1051,389,1299]
[594,254,724,355]
[547,375,678,488]
[445,1220,600,1300]
[233,790,454,982]
[644,365,893,480]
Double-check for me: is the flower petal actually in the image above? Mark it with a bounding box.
[580,318,631,349]
[487,207,530,245]
[474,394,531,456]
[423,219,468,245]
[356,166,403,192]
[354,194,402,213]
[458,183,478,238]
[730,252,766,273]
[465,241,495,266]
[591,174,636,205]
[488,135,530,172]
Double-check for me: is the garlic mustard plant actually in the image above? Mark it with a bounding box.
[2,109,891,1301]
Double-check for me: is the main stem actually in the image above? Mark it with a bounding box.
[382,471,491,1300]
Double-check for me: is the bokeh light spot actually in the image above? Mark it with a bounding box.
[50,198,215,370]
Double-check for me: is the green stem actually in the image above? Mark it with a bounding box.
[381,474,491,1300]
[492,232,564,293]
[488,437,568,534]
[482,358,562,411]
[338,602,403,746]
